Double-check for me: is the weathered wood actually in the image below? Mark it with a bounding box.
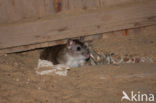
[0,1,156,54]
[62,0,150,10]
[0,0,152,24]
[0,34,102,55]
[0,0,55,24]
[1,24,156,55]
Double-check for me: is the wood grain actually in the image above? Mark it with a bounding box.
[0,34,102,54]
[0,0,152,24]
[0,1,156,54]
[0,0,55,24]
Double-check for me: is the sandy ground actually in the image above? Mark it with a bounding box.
[0,26,156,103]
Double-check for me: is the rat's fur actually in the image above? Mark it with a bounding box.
[40,39,90,68]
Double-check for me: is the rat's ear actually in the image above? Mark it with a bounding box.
[67,39,73,49]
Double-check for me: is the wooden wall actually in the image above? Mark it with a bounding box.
[0,0,156,54]
[0,0,55,24]
[61,0,148,10]
[0,0,150,24]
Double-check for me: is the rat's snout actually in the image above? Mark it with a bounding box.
[85,52,90,61]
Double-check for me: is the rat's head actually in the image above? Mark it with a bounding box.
[66,39,90,61]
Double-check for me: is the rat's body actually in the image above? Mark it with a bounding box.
[40,39,90,68]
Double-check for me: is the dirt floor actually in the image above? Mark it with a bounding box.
[0,26,156,103]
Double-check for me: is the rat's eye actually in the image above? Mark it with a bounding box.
[77,46,81,51]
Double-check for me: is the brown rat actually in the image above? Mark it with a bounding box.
[40,39,90,68]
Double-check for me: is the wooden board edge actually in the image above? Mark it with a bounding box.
[0,33,102,55]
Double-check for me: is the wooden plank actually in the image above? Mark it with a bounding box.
[0,34,102,55]
[61,0,150,10]
[0,1,156,53]
[1,24,156,55]
[0,0,56,24]
[0,0,151,24]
